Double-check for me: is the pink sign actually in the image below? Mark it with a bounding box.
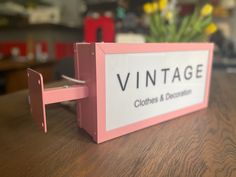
[28,43,214,143]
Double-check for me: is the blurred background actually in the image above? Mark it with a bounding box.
[0,0,235,95]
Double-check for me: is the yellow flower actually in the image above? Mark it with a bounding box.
[165,11,173,21]
[201,4,213,17]
[205,23,217,35]
[158,0,168,11]
[143,3,152,14]
[152,2,158,11]
[143,2,158,14]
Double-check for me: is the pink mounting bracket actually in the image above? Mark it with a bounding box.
[27,68,89,133]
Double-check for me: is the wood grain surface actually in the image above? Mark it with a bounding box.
[0,71,236,177]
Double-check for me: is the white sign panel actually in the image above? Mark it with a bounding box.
[105,50,209,131]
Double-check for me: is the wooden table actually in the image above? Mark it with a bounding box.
[0,71,236,177]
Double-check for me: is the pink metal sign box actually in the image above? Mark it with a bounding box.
[28,43,214,143]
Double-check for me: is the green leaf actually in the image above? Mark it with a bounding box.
[175,15,190,41]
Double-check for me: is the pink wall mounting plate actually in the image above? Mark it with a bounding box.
[27,69,88,133]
